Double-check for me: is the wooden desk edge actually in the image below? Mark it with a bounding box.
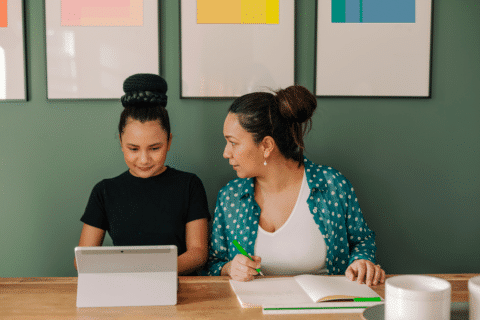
[1,273,479,285]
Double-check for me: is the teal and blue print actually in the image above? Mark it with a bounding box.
[332,0,415,23]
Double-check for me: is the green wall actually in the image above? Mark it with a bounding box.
[1,1,479,277]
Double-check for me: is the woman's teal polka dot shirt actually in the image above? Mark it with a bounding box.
[203,157,377,276]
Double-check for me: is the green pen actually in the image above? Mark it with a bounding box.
[232,240,264,276]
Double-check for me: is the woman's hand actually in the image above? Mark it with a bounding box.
[222,254,262,282]
[345,259,386,287]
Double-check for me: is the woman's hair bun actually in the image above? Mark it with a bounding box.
[121,73,168,108]
[275,85,316,123]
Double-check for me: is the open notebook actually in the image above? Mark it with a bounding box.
[230,275,382,313]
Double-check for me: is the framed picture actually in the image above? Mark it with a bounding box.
[180,0,295,98]
[45,0,159,99]
[316,0,433,97]
[0,0,27,101]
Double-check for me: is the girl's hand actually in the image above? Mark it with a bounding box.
[345,259,386,287]
[223,254,262,282]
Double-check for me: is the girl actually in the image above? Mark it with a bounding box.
[75,74,209,275]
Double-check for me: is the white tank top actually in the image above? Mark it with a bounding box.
[254,172,327,275]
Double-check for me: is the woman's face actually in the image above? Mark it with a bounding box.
[223,113,264,179]
[120,119,172,178]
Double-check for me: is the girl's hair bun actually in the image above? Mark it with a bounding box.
[121,73,168,108]
[275,85,317,123]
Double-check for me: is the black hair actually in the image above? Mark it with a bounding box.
[228,86,317,164]
[118,73,170,138]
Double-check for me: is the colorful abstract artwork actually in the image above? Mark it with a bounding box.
[1,0,7,27]
[61,0,143,27]
[197,0,279,24]
[317,0,431,96]
[0,0,26,100]
[332,0,415,23]
[182,0,293,97]
[46,0,157,99]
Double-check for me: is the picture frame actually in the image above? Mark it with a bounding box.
[0,0,27,101]
[315,0,433,97]
[180,0,295,98]
[45,0,160,100]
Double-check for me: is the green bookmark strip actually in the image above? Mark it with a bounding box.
[354,297,382,302]
[264,306,369,311]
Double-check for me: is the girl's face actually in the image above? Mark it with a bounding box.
[120,119,172,178]
[223,112,265,179]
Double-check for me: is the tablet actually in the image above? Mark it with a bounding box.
[75,245,177,307]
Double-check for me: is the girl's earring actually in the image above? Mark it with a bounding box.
[264,160,267,166]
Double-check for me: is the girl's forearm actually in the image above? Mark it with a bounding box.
[177,247,208,275]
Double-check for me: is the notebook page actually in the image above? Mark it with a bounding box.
[229,277,313,308]
[294,275,380,302]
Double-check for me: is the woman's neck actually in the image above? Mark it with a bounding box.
[255,157,304,194]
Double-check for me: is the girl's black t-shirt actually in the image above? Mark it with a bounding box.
[81,167,210,256]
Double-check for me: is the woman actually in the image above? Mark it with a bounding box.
[206,85,385,286]
[75,74,209,275]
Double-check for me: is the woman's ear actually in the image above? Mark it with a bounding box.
[261,136,276,158]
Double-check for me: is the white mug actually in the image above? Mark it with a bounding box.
[470,276,480,320]
[385,275,451,320]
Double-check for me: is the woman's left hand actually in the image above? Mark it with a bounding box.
[345,259,386,287]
